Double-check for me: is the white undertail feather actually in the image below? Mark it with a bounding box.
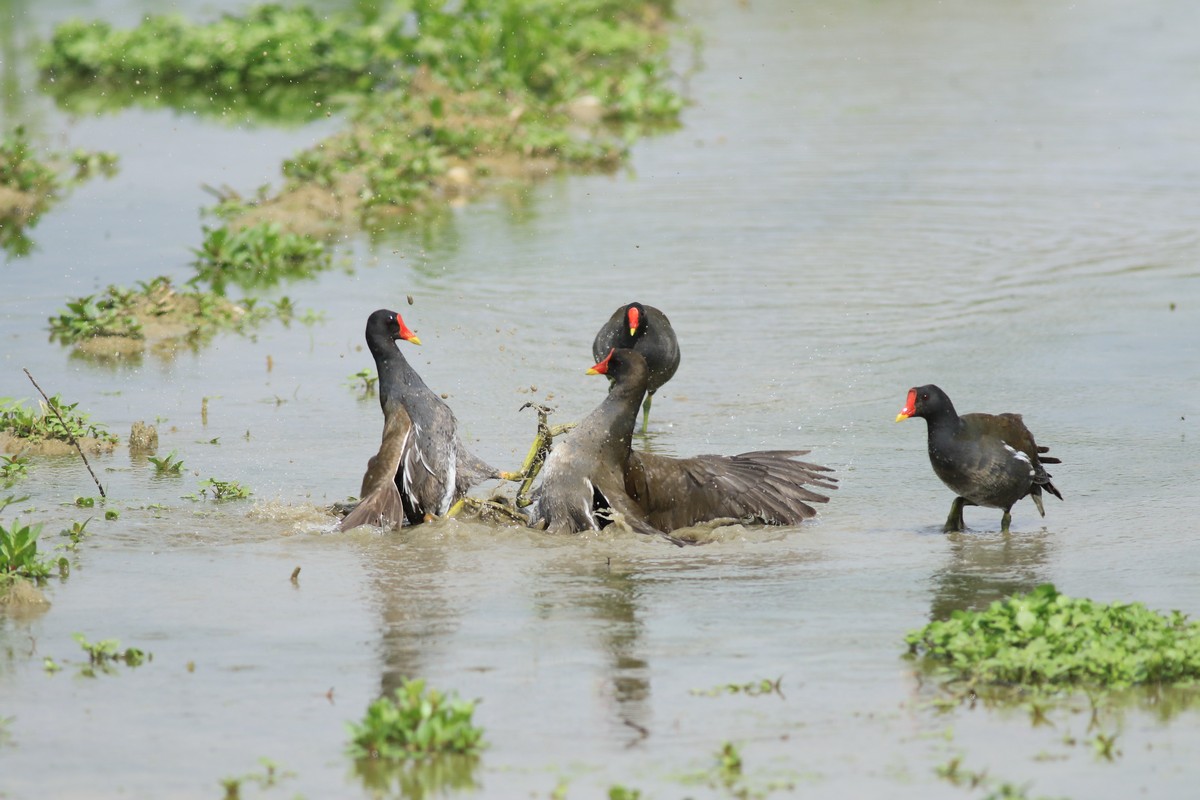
[438,448,457,516]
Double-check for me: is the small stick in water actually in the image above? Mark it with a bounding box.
[22,368,106,498]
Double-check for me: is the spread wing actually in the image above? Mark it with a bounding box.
[625,449,837,532]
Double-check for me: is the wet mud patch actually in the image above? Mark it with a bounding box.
[0,431,115,456]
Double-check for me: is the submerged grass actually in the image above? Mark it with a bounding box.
[907,584,1200,690]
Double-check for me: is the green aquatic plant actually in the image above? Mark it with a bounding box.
[347,368,378,397]
[0,395,117,444]
[608,786,643,800]
[60,518,92,550]
[191,222,331,292]
[347,678,485,760]
[0,454,30,485]
[0,518,57,579]
[907,583,1200,690]
[49,293,145,341]
[198,478,252,501]
[0,125,58,195]
[691,676,783,697]
[147,451,185,475]
[218,757,294,800]
[49,276,294,352]
[72,633,150,675]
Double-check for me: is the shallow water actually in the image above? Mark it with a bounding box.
[2,0,1199,797]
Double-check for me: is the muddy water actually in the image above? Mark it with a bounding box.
[3,0,1200,797]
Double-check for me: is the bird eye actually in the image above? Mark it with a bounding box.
[921,393,929,400]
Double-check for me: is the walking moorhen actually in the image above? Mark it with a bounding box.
[895,384,1062,533]
[527,348,837,542]
[592,302,680,433]
[339,308,508,530]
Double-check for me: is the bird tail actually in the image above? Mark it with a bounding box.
[338,482,406,531]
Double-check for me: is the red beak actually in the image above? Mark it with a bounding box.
[895,388,917,421]
[587,348,615,375]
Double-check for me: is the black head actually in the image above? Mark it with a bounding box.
[366,308,421,346]
[895,384,955,422]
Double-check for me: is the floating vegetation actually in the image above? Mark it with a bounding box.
[690,676,784,698]
[346,368,378,398]
[147,451,185,475]
[48,276,296,358]
[0,125,118,258]
[0,455,30,486]
[191,222,331,293]
[41,2,685,234]
[72,633,151,676]
[0,395,117,450]
[348,678,485,760]
[907,584,1200,691]
[196,478,253,502]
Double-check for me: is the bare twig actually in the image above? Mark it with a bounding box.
[22,368,106,498]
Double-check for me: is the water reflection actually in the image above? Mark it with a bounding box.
[536,559,653,746]
[361,533,462,698]
[927,529,1054,621]
[351,753,479,800]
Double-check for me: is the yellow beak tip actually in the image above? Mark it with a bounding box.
[409,336,422,346]
[894,413,909,423]
[585,368,599,375]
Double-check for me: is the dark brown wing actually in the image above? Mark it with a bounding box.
[625,449,837,532]
[340,405,411,530]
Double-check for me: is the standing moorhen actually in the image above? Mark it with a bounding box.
[592,302,680,433]
[895,384,1063,533]
[339,309,508,531]
[527,348,837,542]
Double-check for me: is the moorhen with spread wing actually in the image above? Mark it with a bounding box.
[527,348,837,542]
[339,309,509,530]
[592,302,680,433]
[895,384,1062,533]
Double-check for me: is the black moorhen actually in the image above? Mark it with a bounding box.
[592,302,680,433]
[527,348,837,541]
[339,309,507,530]
[895,384,1063,533]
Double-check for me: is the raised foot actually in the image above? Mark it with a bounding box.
[640,392,654,434]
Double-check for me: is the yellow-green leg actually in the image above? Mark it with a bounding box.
[943,497,971,533]
[640,391,654,434]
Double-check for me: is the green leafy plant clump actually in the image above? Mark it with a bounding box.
[40,2,685,232]
[191,222,331,293]
[49,275,303,355]
[0,395,117,445]
[1,518,62,580]
[907,584,1200,689]
[348,678,485,760]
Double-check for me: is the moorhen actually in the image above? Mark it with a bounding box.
[592,302,680,433]
[895,384,1063,533]
[339,309,508,530]
[527,348,837,542]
